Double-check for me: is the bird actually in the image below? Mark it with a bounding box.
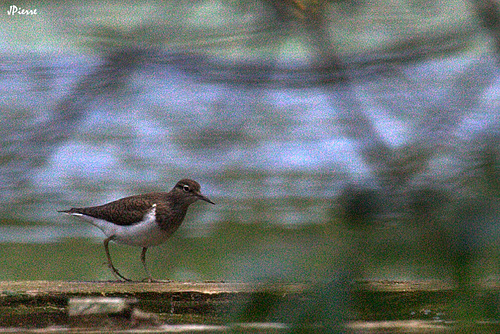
[59,179,214,282]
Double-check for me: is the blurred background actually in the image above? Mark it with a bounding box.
[1,0,500,326]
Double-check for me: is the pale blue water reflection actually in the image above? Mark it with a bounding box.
[2,54,490,218]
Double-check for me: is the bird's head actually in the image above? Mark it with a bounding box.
[172,179,215,205]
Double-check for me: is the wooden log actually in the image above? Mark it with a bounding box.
[0,280,497,333]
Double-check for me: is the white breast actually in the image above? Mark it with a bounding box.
[68,204,172,247]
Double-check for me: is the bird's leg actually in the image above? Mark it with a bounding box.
[140,247,155,282]
[140,247,171,283]
[104,237,131,281]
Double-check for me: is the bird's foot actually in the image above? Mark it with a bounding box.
[106,263,132,282]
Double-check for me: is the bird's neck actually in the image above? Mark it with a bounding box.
[169,194,190,222]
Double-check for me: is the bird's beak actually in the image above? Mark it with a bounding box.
[196,193,215,205]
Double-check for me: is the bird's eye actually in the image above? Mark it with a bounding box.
[183,184,190,192]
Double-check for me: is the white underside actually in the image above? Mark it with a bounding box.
[66,204,171,247]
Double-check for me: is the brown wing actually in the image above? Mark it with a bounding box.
[61,193,166,226]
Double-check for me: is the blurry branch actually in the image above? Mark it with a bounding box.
[165,1,471,88]
[288,272,351,334]
[463,130,500,198]
[28,47,150,151]
[470,0,500,55]
[263,0,324,21]
[279,0,500,329]
[2,29,157,193]
[243,1,372,331]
